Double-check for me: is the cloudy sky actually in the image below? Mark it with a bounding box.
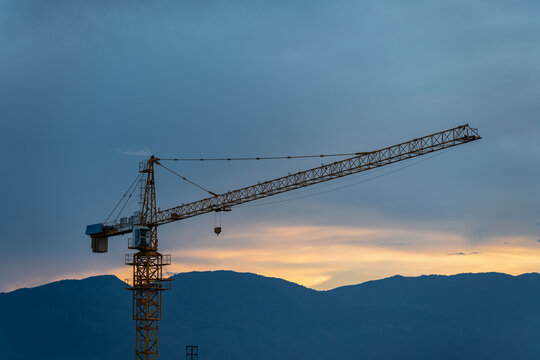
[1,0,539,292]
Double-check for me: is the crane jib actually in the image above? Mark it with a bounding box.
[87,124,480,239]
[156,124,480,225]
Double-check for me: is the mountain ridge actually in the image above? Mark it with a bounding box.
[5,270,539,294]
[2,270,540,360]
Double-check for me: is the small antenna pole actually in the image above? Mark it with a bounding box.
[186,345,198,360]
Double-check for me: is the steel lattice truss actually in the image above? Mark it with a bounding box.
[155,124,480,226]
[97,124,480,238]
[126,251,170,360]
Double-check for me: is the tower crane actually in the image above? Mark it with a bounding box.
[85,124,481,360]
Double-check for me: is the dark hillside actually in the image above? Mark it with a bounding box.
[2,271,539,360]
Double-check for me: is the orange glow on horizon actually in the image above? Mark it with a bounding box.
[146,225,540,290]
[6,225,538,292]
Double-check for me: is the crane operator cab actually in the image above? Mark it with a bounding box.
[133,225,151,248]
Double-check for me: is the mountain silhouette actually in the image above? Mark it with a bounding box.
[2,271,539,360]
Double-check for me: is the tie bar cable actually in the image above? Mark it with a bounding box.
[158,152,370,162]
[157,163,217,197]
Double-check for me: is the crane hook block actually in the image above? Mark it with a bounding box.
[214,226,222,236]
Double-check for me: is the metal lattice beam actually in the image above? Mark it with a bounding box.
[94,124,480,239]
[155,124,480,225]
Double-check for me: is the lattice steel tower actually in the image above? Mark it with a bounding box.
[123,157,171,360]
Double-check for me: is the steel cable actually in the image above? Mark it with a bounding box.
[158,152,369,162]
[105,173,141,223]
[158,163,217,196]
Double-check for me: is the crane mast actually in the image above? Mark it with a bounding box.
[85,124,481,360]
[127,156,169,360]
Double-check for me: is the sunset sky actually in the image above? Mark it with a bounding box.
[1,0,539,292]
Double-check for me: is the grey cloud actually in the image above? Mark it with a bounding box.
[1,0,539,290]
[116,148,152,156]
[448,252,481,256]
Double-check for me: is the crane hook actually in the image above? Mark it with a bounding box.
[214,211,222,236]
